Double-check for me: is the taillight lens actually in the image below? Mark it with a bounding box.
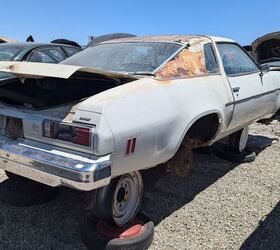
[43,121,91,147]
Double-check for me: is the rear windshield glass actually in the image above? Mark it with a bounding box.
[62,42,182,73]
[0,45,22,61]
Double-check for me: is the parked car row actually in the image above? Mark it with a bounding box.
[0,32,279,248]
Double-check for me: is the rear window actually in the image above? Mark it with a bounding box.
[63,46,82,57]
[0,45,21,61]
[62,42,182,73]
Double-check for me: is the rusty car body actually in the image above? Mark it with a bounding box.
[0,35,279,226]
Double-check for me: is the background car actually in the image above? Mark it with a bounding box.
[0,37,17,43]
[85,33,137,48]
[244,32,280,67]
[0,42,82,81]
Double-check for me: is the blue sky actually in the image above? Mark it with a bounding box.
[0,0,279,46]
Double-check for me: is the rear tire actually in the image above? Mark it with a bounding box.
[93,171,144,227]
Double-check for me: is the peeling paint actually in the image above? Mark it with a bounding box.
[156,48,207,79]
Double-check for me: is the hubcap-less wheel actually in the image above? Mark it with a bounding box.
[239,127,249,152]
[113,171,143,227]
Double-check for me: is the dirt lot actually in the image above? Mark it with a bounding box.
[0,119,279,250]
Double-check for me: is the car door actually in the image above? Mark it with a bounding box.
[27,46,66,63]
[217,43,276,131]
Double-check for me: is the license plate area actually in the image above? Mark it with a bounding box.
[6,117,24,139]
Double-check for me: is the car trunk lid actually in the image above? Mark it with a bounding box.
[0,62,136,110]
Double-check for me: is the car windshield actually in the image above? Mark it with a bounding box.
[0,45,22,61]
[62,42,182,74]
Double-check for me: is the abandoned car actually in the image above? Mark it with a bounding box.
[244,31,280,68]
[0,42,82,82]
[0,35,279,227]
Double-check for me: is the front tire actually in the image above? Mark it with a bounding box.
[228,126,249,153]
[93,171,143,227]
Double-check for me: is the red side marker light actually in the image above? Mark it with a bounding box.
[125,137,137,156]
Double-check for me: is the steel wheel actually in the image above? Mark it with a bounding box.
[112,171,143,227]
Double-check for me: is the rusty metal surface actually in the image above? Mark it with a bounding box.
[166,145,193,177]
[156,49,207,79]
[156,38,209,79]
[6,117,23,139]
[182,137,204,149]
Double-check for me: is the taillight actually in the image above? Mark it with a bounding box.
[43,121,91,147]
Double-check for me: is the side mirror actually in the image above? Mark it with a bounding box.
[260,64,270,75]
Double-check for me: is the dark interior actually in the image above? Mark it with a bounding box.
[256,39,280,62]
[0,72,133,109]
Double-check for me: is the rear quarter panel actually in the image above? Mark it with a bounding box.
[79,76,234,176]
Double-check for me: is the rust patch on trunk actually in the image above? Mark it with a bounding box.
[156,49,207,79]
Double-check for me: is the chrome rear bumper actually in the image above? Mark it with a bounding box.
[0,135,111,191]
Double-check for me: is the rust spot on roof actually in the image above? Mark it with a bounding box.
[156,48,207,79]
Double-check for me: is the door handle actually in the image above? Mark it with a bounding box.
[232,87,240,93]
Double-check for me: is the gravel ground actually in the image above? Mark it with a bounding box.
[0,119,280,249]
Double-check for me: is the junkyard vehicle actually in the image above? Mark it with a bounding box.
[85,33,137,48]
[244,32,280,67]
[0,42,82,82]
[0,37,17,43]
[0,35,279,227]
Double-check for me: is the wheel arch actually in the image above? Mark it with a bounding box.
[177,110,223,151]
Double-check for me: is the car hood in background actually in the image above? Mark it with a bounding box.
[251,32,280,64]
